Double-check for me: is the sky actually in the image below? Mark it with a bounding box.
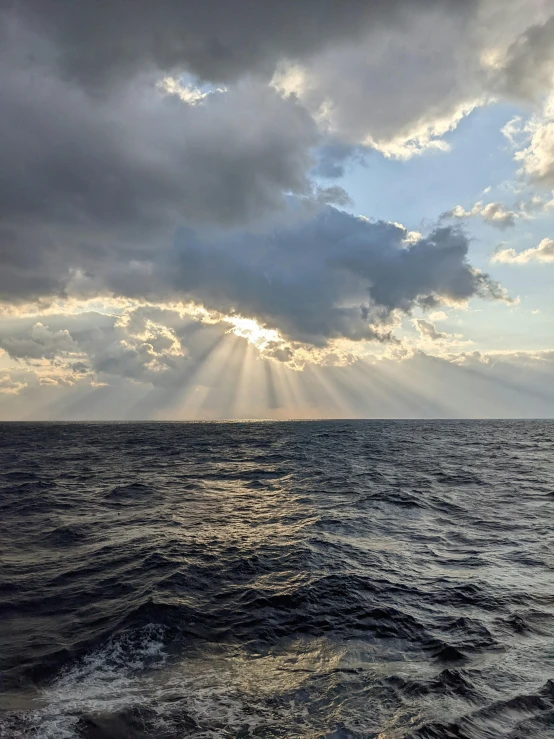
[0,0,553,419]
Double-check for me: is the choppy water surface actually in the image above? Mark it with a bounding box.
[0,420,552,738]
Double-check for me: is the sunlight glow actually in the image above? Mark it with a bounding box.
[225,316,283,350]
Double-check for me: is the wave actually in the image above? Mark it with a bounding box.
[0,419,552,737]
[411,679,554,739]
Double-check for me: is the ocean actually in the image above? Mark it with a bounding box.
[0,420,552,738]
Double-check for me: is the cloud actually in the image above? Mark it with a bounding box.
[514,116,554,186]
[412,316,471,350]
[491,14,554,191]
[269,0,554,158]
[492,15,554,102]
[0,53,328,271]
[0,199,511,348]
[444,201,518,229]
[414,319,448,341]
[270,4,486,158]
[0,49,357,302]
[4,0,476,90]
[0,308,233,388]
[515,192,554,216]
[135,209,509,345]
[492,237,554,263]
[443,190,554,228]
[1,0,551,192]
[503,96,554,190]
[5,0,517,167]
[0,0,552,264]
[0,322,78,360]
[0,373,26,395]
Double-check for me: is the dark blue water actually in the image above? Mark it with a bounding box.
[0,420,552,738]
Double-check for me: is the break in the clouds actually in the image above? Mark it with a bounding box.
[0,0,553,418]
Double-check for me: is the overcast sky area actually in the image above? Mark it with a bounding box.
[1,0,553,419]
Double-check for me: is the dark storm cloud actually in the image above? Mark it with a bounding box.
[98,208,508,345]
[0,54,321,238]
[0,34,332,300]
[7,0,474,88]
[0,0,492,163]
[0,206,509,347]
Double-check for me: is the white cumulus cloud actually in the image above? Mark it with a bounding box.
[492,237,554,263]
